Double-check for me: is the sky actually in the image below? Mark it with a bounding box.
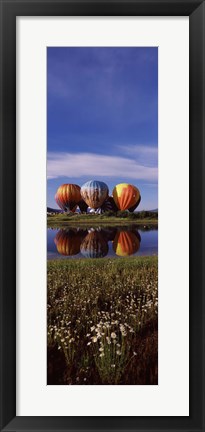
[47,47,158,210]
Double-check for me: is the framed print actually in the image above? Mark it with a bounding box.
[0,0,205,431]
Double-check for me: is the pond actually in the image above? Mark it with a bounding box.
[47,226,158,259]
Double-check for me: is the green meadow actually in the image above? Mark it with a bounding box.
[47,256,158,385]
[47,211,158,229]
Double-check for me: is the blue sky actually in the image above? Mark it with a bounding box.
[47,47,158,210]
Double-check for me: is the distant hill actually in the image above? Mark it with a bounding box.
[136,209,158,213]
[47,207,62,214]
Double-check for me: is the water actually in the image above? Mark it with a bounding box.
[47,226,158,259]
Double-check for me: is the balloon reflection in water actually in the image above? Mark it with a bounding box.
[80,230,108,258]
[113,230,141,256]
[101,227,117,242]
[54,229,84,256]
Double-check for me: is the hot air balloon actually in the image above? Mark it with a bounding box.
[78,199,89,213]
[55,193,77,213]
[81,180,109,210]
[112,183,141,211]
[80,230,108,258]
[128,195,141,212]
[55,193,66,211]
[54,229,82,256]
[113,230,141,256]
[101,196,118,213]
[55,184,81,213]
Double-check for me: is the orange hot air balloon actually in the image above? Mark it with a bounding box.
[113,230,141,256]
[55,184,81,212]
[54,229,82,256]
[112,183,141,211]
[55,193,77,213]
[55,193,66,211]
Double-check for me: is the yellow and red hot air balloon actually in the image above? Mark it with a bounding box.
[129,195,141,212]
[113,230,141,257]
[112,183,141,211]
[55,184,81,213]
[54,229,82,256]
[81,180,109,210]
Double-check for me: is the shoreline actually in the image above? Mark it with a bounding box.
[47,216,158,229]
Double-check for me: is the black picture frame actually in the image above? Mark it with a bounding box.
[0,0,204,431]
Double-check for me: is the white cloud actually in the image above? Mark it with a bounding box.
[47,152,158,181]
[116,144,158,167]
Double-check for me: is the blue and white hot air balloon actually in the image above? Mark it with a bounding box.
[80,180,109,210]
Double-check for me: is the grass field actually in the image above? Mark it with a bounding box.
[47,212,158,229]
[47,256,158,385]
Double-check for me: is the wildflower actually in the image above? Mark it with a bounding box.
[87,342,91,346]
[116,350,121,355]
[99,353,104,357]
[106,336,111,345]
[92,336,98,343]
[111,332,117,339]
[99,347,104,352]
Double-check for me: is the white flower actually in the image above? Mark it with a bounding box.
[111,332,117,339]
[87,342,91,346]
[99,353,105,357]
[116,350,121,355]
[92,336,98,343]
